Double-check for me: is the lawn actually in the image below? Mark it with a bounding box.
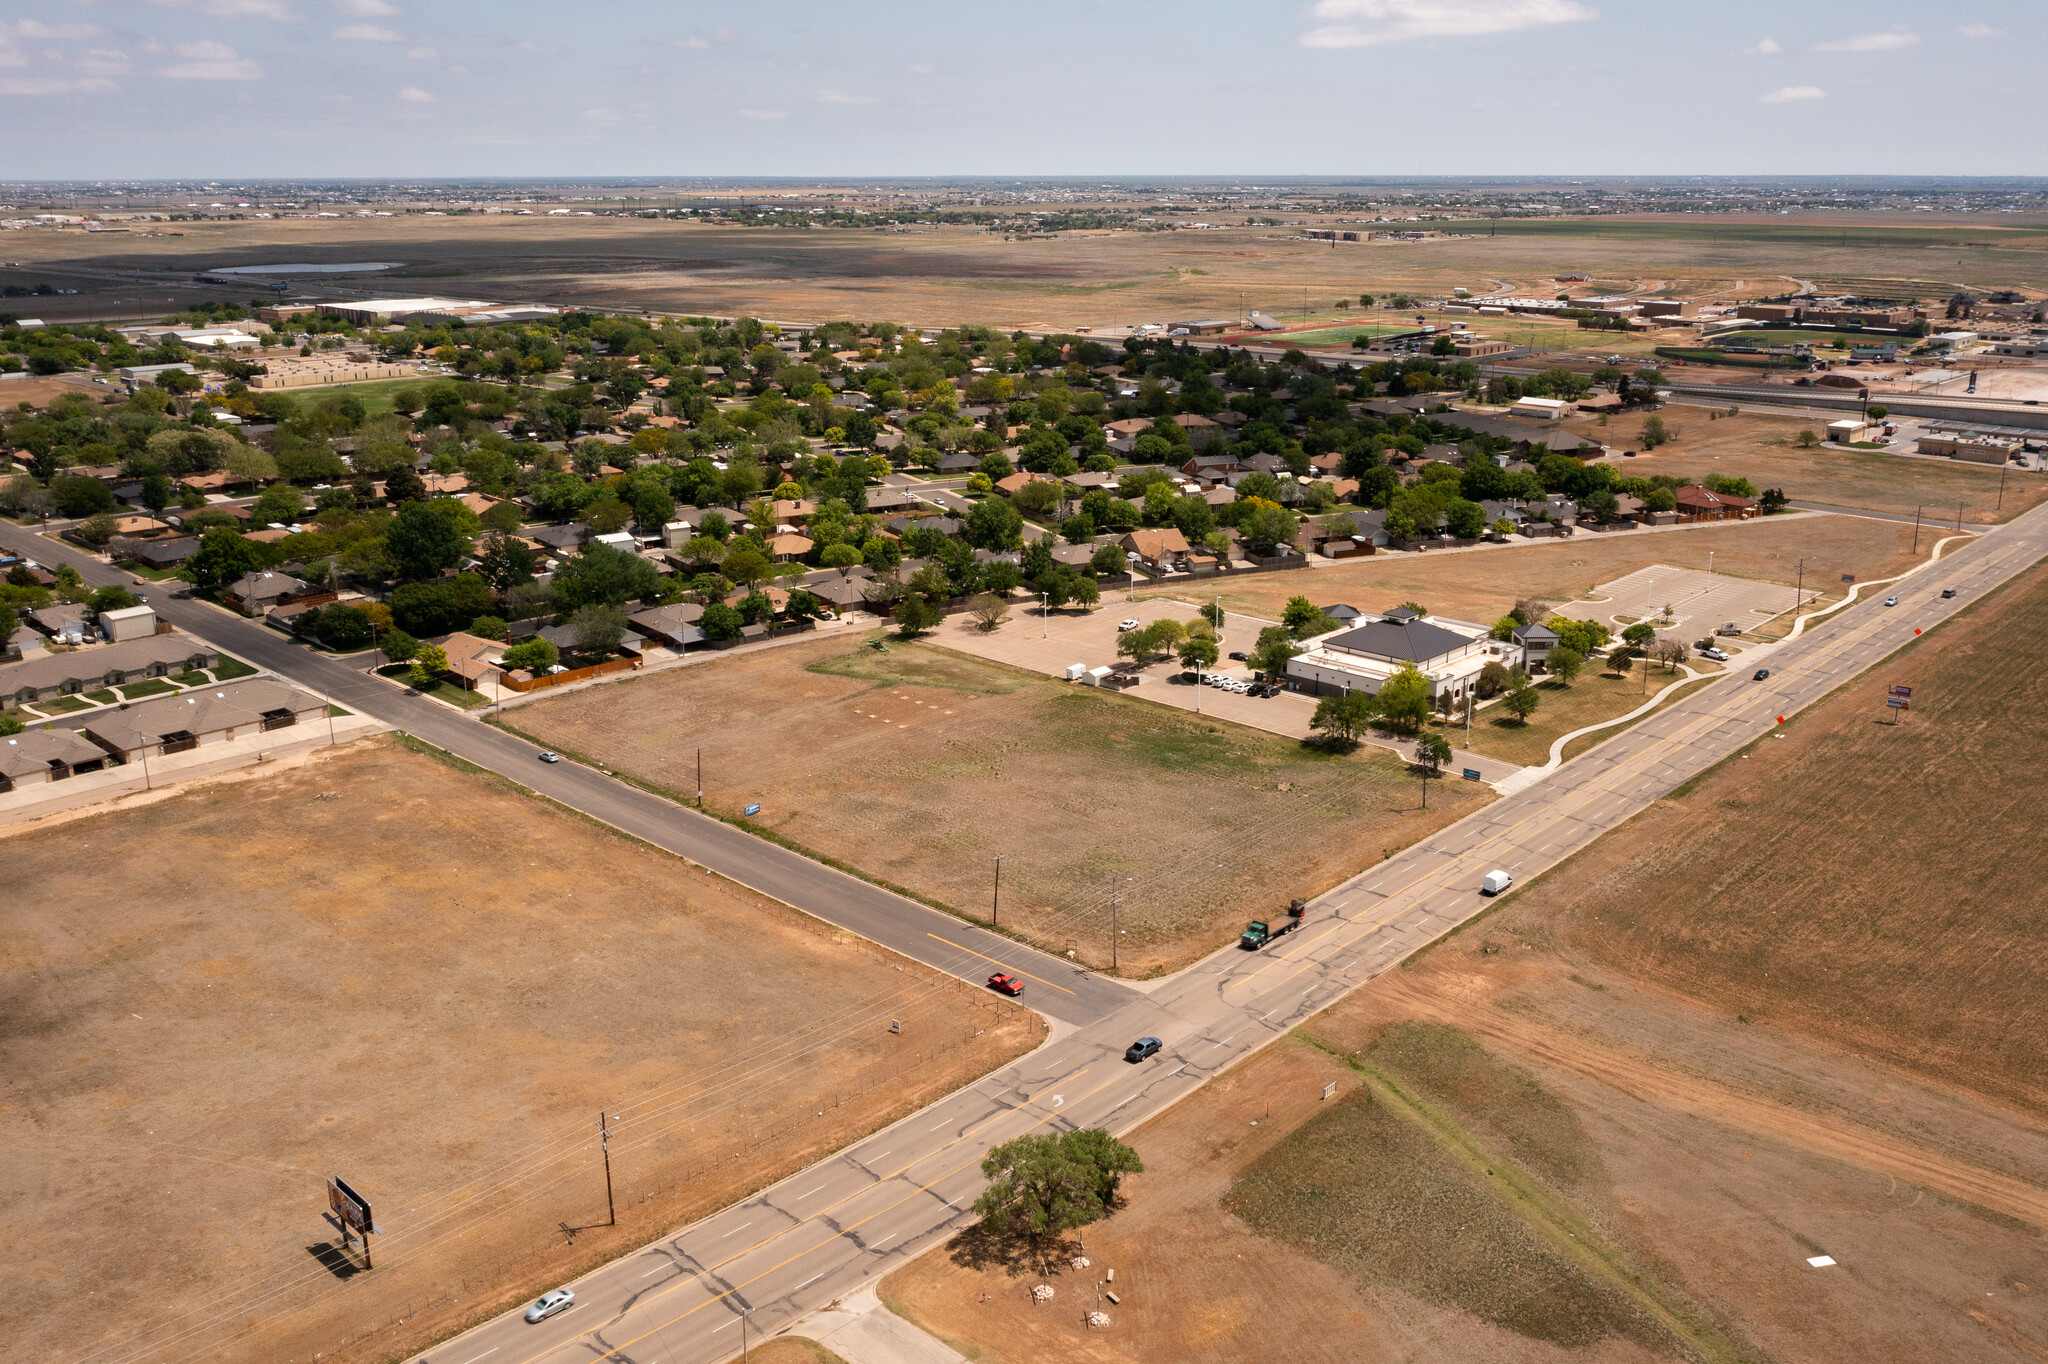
[115,677,179,700]
[1449,664,1713,768]
[1266,322,1415,346]
[421,678,489,709]
[210,654,258,680]
[506,634,1490,973]
[82,688,117,704]
[34,694,91,714]
[0,737,1034,1364]
[114,560,187,581]
[1710,328,1900,349]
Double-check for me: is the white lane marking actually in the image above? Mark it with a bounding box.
[867,1149,890,1160]
[720,1221,752,1237]
[712,1316,739,1334]
[798,1184,826,1200]
[641,1264,670,1278]
[792,1273,824,1292]
[930,1118,953,1130]
[1168,1064,1186,1076]
[871,1232,898,1249]
[460,1351,498,1364]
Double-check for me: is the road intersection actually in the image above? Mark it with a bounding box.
[10,497,2043,1364]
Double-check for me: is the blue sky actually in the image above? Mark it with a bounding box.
[1,0,2041,180]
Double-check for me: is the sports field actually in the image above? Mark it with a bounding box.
[1261,322,1415,346]
[0,737,1033,1364]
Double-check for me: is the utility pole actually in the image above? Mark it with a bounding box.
[600,1112,616,1226]
[1795,558,1805,610]
[1912,504,1922,553]
[1464,688,1473,748]
[696,747,703,808]
[989,854,1003,928]
[1998,463,2008,512]
[1956,498,1963,532]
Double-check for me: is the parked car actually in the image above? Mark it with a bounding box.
[538,751,562,764]
[1752,668,1771,681]
[986,973,1024,997]
[1118,619,1141,632]
[1884,595,1899,607]
[1228,651,1249,662]
[1124,1037,1162,1063]
[525,1289,575,1323]
[1941,587,1957,598]
[1700,647,1729,662]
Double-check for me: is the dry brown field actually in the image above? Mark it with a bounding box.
[503,635,1487,975]
[1564,408,2048,526]
[0,736,1033,1364]
[1159,512,1923,631]
[15,211,2047,332]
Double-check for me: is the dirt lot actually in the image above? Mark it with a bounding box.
[505,636,1487,974]
[1561,408,2048,526]
[0,736,1033,1364]
[18,210,2046,333]
[1163,513,1924,637]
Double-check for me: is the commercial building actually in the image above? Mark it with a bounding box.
[1917,431,2020,464]
[1285,608,1495,704]
[1508,396,1574,421]
[1451,337,1512,358]
[1636,299,1699,318]
[317,297,497,325]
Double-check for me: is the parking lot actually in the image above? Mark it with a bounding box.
[1592,564,1808,638]
[932,596,1526,784]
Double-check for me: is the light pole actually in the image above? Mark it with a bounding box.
[1126,551,1139,602]
[1707,550,1714,580]
[989,854,1003,928]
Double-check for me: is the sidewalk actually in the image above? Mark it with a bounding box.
[788,1284,968,1364]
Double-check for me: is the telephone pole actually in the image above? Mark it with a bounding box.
[599,1112,616,1226]
[695,747,702,808]
[1912,505,1922,553]
[1795,558,1805,610]
[989,854,1004,928]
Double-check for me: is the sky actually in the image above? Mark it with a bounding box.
[1,0,2042,181]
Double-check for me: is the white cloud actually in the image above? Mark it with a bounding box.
[333,0,400,14]
[1299,0,1596,49]
[907,60,936,74]
[1814,29,1918,52]
[1958,23,2002,38]
[398,84,434,101]
[815,89,874,104]
[0,75,116,94]
[1744,38,1780,54]
[15,19,104,39]
[77,48,132,76]
[581,106,624,126]
[739,107,787,119]
[672,35,709,49]
[158,39,262,79]
[332,23,400,40]
[445,62,465,74]
[405,44,435,59]
[1759,85,1825,103]
[149,0,296,19]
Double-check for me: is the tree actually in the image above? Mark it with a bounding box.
[963,496,1024,551]
[1412,731,1452,808]
[1639,415,1672,450]
[50,475,117,518]
[75,512,121,548]
[0,710,23,737]
[1794,428,1821,449]
[1476,659,1512,698]
[1621,621,1657,650]
[1198,600,1225,631]
[1178,635,1219,673]
[1250,624,1301,678]
[721,546,772,587]
[476,533,536,594]
[1281,595,1325,637]
[501,636,559,673]
[1607,645,1637,678]
[1548,646,1584,684]
[1503,684,1541,724]
[968,593,1010,632]
[383,463,428,504]
[468,614,508,641]
[379,627,419,667]
[1311,691,1378,748]
[184,525,264,594]
[1376,664,1432,735]
[970,1129,1143,1259]
[391,573,496,635]
[568,602,629,655]
[701,601,744,640]
[553,541,662,609]
[406,641,449,689]
[1547,617,1611,658]
[386,499,466,580]
[894,594,941,637]
[140,470,174,515]
[1239,503,1299,555]
[307,602,373,649]
[1759,486,1788,513]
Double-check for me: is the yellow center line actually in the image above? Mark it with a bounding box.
[926,933,1078,995]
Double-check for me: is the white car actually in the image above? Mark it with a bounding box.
[525,1288,575,1323]
[1700,647,1729,662]
[1118,619,1141,632]
[538,751,562,764]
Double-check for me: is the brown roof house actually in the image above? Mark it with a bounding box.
[0,727,114,793]
[0,633,222,705]
[84,679,327,762]
[1119,527,1191,572]
[1673,485,1756,521]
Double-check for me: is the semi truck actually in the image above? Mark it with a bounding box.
[1239,899,1309,950]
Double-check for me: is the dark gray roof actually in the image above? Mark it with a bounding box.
[1324,617,1474,664]
[1322,604,1364,620]
[1513,622,1560,643]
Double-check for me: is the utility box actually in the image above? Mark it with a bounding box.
[1065,662,1087,682]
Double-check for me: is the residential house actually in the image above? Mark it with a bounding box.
[82,679,327,763]
[0,633,221,705]
[0,727,113,792]
[1673,485,1756,521]
[530,523,593,554]
[993,471,1047,498]
[28,602,94,644]
[862,486,920,515]
[628,602,707,649]
[766,533,815,562]
[1119,527,1191,572]
[224,571,332,616]
[112,535,199,568]
[433,631,508,690]
[934,452,980,475]
[1171,413,1225,446]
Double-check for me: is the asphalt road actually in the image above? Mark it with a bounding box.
[0,523,1131,1029]
[15,501,2044,1364]
[400,499,2047,1364]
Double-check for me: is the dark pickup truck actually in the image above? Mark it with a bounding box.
[1239,899,1309,950]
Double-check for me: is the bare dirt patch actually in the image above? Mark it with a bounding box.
[506,636,1487,974]
[1564,408,2048,526]
[0,736,1033,1364]
[1165,514,1920,632]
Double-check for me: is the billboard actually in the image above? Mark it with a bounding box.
[329,1176,372,1237]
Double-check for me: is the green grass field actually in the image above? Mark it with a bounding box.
[1712,329,1901,349]
[34,695,92,714]
[210,655,258,680]
[116,678,180,700]
[1269,323,1415,347]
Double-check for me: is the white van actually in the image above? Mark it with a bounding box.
[1480,869,1512,896]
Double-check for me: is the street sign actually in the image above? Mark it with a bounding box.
[742,802,761,816]
[1890,685,1913,698]
[328,1176,372,1237]
[1886,697,1908,710]
[1462,768,1482,781]
[1841,574,1856,583]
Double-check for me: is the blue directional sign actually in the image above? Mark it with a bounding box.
[743,802,762,816]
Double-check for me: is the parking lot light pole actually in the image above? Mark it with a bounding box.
[1042,591,1048,638]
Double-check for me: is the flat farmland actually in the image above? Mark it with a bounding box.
[505,636,1487,974]
[17,209,2046,332]
[1520,557,2048,1112]
[0,737,1033,1364]
[1159,512,1922,633]
[1563,408,2048,525]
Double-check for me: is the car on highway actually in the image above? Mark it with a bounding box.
[1884,595,1899,607]
[1118,619,1141,632]
[986,972,1024,996]
[1124,1037,1162,1063]
[538,751,562,763]
[1753,668,1771,681]
[525,1289,575,1323]
[1700,646,1729,662]
[1942,587,1957,598]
